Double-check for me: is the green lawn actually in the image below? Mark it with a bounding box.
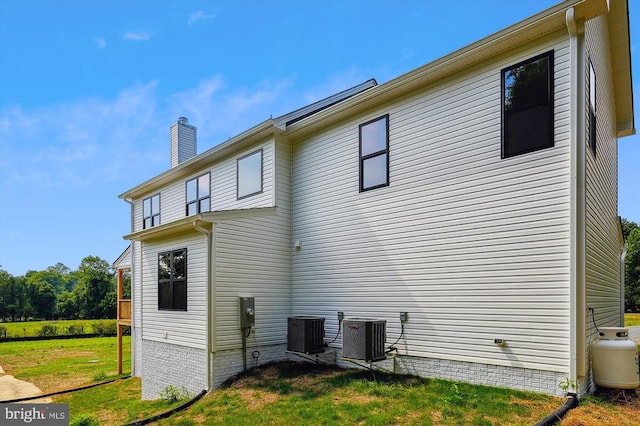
[624,313,640,327]
[53,377,185,426]
[0,319,119,338]
[0,336,130,391]
[158,362,561,426]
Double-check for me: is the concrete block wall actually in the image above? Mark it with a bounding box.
[396,355,566,396]
[141,340,208,400]
[333,347,566,396]
[210,344,288,388]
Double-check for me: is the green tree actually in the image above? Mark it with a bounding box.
[56,290,78,319]
[25,280,57,319]
[0,270,27,321]
[72,256,116,319]
[624,220,640,312]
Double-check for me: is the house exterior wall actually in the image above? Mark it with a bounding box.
[208,137,292,385]
[131,138,276,233]
[583,14,622,389]
[291,31,573,392]
[213,137,291,351]
[141,233,208,349]
[132,240,143,377]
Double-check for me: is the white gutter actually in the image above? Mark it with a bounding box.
[566,7,587,383]
[193,217,214,390]
[123,196,138,376]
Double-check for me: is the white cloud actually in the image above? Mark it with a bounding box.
[123,31,151,41]
[0,76,298,191]
[0,81,161,188]
[94,37,106,48]
[167,76,292,145]
[188,10,216,26]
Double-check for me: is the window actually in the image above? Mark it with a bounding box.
[359,114,389,192]
[158,249,187,311]
[588,59,597,155]
[186,173,210,216]
[143,194,160,229]
[502,51,554,158]
[237,149,263,199]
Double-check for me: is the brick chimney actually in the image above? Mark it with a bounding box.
[170,117,197,168]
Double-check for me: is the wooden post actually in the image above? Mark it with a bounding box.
[117,324,123,375]
[117,268,123,375]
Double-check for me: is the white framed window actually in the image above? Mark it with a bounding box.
[237,149,263,199]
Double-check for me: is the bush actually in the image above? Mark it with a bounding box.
[0,325,6,339]
[91,320,117,336]
[38,324,58,337]
[159,385,194,403]
[66,323,85,335]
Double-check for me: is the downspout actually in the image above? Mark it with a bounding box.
[193,217,213,390]
[566,7,587,387]
[124,196,137,376]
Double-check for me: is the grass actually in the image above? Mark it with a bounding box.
[158,362,562,426]
[53,377,186,425]
[0,336,131,391]
[3,336,638,425]
[0,319,119,338]
[625,313,640,327]
[1,336,188,425]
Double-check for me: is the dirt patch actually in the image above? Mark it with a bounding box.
[236,389,281,409]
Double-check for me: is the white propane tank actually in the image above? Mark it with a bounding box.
[592,327,639,389]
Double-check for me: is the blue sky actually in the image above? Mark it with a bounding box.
[0,0,638,276]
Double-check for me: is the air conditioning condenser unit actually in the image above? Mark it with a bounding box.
[287,316,325,354]
[342,318,386,362]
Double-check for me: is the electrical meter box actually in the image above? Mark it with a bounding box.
[239,296,255,328]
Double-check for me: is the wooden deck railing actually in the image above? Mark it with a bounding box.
[118,299,131,325]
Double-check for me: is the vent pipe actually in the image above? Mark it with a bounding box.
[170,117,197,168]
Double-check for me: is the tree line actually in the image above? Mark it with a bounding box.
[0,256,130,322]
[623,219,640,312]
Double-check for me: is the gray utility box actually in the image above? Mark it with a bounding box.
[287,316,325,354]
[342,318,386,362]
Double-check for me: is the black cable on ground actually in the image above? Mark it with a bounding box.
[125,389,207,426]
[1,375,131,404]
[534,393,579,426]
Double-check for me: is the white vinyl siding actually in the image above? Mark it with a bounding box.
[141,234,207,349]
[584,16,621,337]
[211,140,275,210]
[131,240,143,376]
[292,33,572,372]
[214,137,291,350]
[130,140,275,233]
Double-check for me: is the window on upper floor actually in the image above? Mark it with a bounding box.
[237,149,263,199]
[186,173,210,216]
[158,248,187,311]
[502,51,554,158]
[359,114,389,192]
[588,58,597,156]
[143,194,160,229]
